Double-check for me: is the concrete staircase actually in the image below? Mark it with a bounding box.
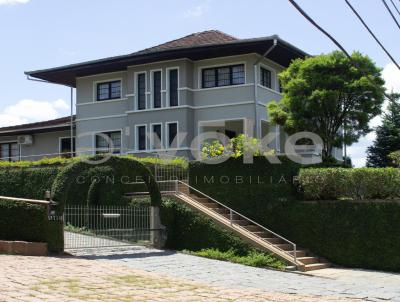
[171,181,330,272]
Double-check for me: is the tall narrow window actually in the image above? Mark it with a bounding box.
[151,124,162,150]
[260,67,272,89]
[95,131,121,154]
[97,80,121,101]
[137,125,147,151]
[60,137,76,158]
[137,73,146,110]
[169,69,178,107]
[0,142,19,162]
[167,122,178,149]
[153,71,162,108]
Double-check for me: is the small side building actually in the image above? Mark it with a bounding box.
[0,116,75,162]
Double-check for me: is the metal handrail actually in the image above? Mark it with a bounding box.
[175,180,297,264]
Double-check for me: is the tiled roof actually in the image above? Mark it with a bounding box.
[138,30,238,53]
[0,115,75,134]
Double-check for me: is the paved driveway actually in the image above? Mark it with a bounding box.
[71,246,400,302]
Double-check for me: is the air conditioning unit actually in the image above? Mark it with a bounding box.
[17,135,33,145]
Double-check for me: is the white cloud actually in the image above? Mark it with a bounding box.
[184,1,210,18]
[0,0,29,6]
[0,99,69,127]
[348,63,400,167]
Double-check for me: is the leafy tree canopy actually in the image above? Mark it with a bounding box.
[268,51,385,159]
[367,93,400,167]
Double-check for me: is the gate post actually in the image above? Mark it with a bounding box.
[150,206,166,248]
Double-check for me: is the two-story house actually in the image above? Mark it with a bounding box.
[0,30,343,161]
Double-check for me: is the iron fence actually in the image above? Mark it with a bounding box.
[64,205,151,249]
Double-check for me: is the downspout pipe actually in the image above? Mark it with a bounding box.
[253,39,278,139]
[26,75,75,158]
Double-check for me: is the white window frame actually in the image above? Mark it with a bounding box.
[150,69,163,109]
[135,124,148,151]
[165,121,179,149]
[0,141,20,162]
[58,136,76,156]
[134,71,147,111]
[198,61,247,89]
[93,129,123,155]
[150,123,163,150]
[93,78,123,103]
[166,67,180,107]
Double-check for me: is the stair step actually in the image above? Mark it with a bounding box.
[274,244,295,251]
[213,208,229,214]
[297,256,320,265]
[263,237,284,244]
[230,220,249,226]
[202,203,220,209]
[304,263,331,271]
[221,213,241,220]
[252,231,271,238]
[243,225,263,232]
[289,250,308,257]
[193,197,210,203]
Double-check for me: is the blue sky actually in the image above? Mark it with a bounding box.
[0,0,399,166]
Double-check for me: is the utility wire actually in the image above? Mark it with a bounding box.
[345,0,400,70]
[382,0,400,30]
[389,0,400,16]
[287,0,394,102]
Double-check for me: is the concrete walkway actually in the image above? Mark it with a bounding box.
[70,246,400,302]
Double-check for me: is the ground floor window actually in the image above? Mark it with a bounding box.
[0,142,19,162]
[136,125,147,151]
[151,124,162,150]
[95,131,121,154]
[59,137,76,158]
[166,122,178,148]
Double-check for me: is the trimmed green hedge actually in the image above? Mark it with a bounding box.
[0,199,63,252]
[189,156,301,219]
[299,168,400,200]
[0,167,61,200]
[264,200,400,271]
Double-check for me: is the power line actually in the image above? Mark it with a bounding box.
[345,0,400,71]
[389,0,400,17]
[287,0,394,102]
[382,0,400,30]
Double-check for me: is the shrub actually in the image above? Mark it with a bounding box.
[264,200,400,272]
[299,168,400,200]
[0,167,61,200]
[389,151,400,167]
[0,198,63,252]
[186,248,285,269]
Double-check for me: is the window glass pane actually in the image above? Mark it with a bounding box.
[96,132,121,154]
[10,143,19,162]
[152,124,162,149]
[260,68,272,88]
[168,123,178,148]
[169,69,178,106]
[202,69,215,88]
[138,126,146,150]
[138,74,146,110]
[60,138,75,158]
[110,132,121,153]
[97,83,110,101]
[1,144,10,160]
[153,71,162,108]
[232,65,245,85]
[110,81,121,99]
[217,67,230,86]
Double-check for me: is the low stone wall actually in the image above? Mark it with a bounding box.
[0,240,47,256]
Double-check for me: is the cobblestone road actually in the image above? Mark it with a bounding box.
[71,245,400,302]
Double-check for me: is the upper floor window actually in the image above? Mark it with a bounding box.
[97,80,121,101]
[137,73,146,110]
[95,131,121,154]
[152,71,162,108]
[0,142,19,162]
[260,67,272,89]
[168,69,178,107]
[202,64,245,88]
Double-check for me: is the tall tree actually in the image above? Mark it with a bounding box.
[367,93,400,167]
[268,51,386,160]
